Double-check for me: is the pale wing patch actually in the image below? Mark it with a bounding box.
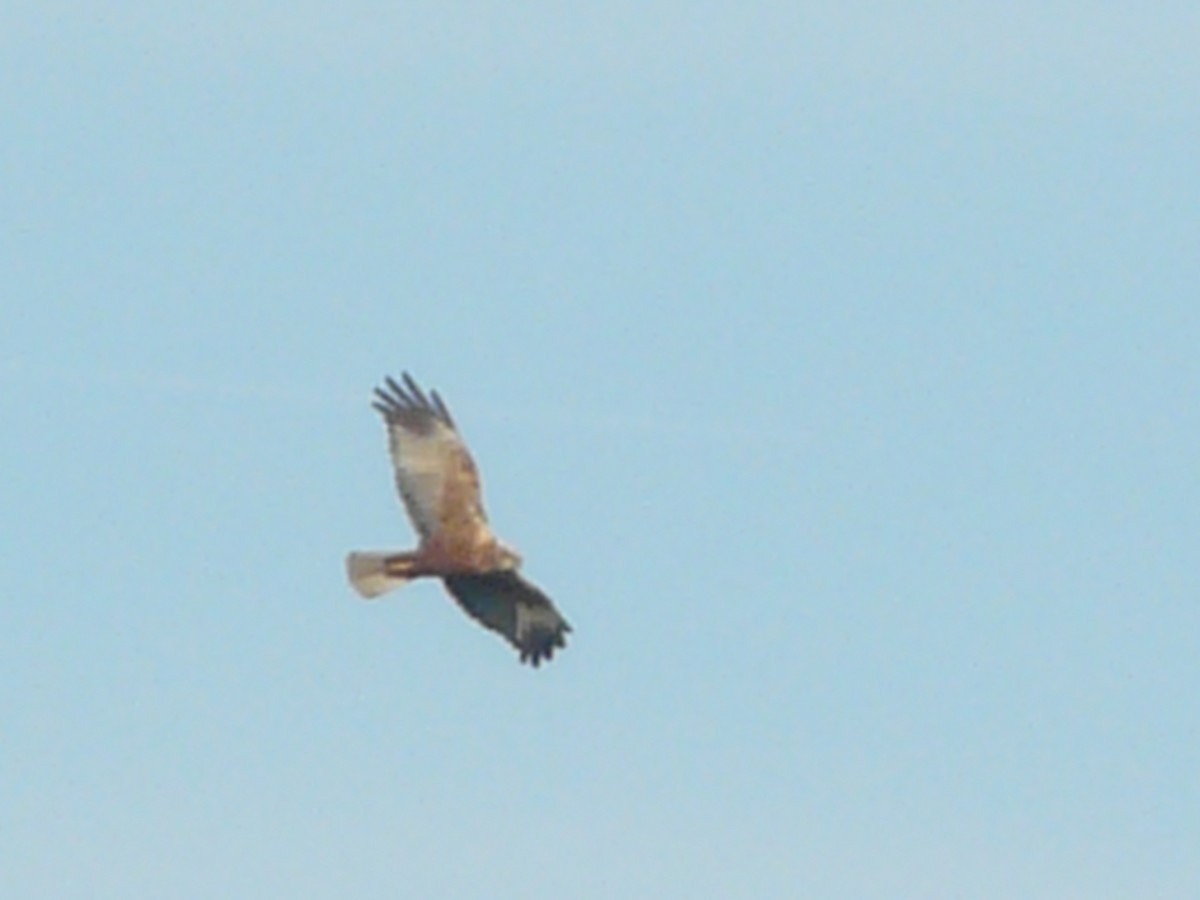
[373,374,492,548]
[386,422,459,539]
[515,602,564,644]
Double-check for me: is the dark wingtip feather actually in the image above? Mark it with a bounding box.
[401,372,431,408]
[372,372,458,430]
[430,389,456,428]
[383,375,411,405]
[517,625,569,667]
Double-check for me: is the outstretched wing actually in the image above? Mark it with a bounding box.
[442,571,571,666]
[372,373,490,543]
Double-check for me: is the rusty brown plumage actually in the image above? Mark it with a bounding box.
[347,372,571,666]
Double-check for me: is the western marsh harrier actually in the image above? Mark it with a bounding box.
[346,374,570,666]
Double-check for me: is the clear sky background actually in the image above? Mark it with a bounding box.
[3,4,1198,898]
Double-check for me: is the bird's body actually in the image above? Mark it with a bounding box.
[346,373,570,666]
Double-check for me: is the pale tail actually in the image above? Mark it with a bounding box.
[346,552,412,599]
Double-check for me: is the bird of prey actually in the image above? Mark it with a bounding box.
[346,373,571,666]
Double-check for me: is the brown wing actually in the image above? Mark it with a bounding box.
[372,373,493,548]
[441,570,571,666]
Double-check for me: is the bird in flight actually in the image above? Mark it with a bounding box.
[346,373,571,666]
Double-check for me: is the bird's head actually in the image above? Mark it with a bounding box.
[495,539,523,570]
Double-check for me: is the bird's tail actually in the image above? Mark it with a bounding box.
[345,551,417,599]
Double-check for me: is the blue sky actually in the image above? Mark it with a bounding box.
[3,3,1198,897]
